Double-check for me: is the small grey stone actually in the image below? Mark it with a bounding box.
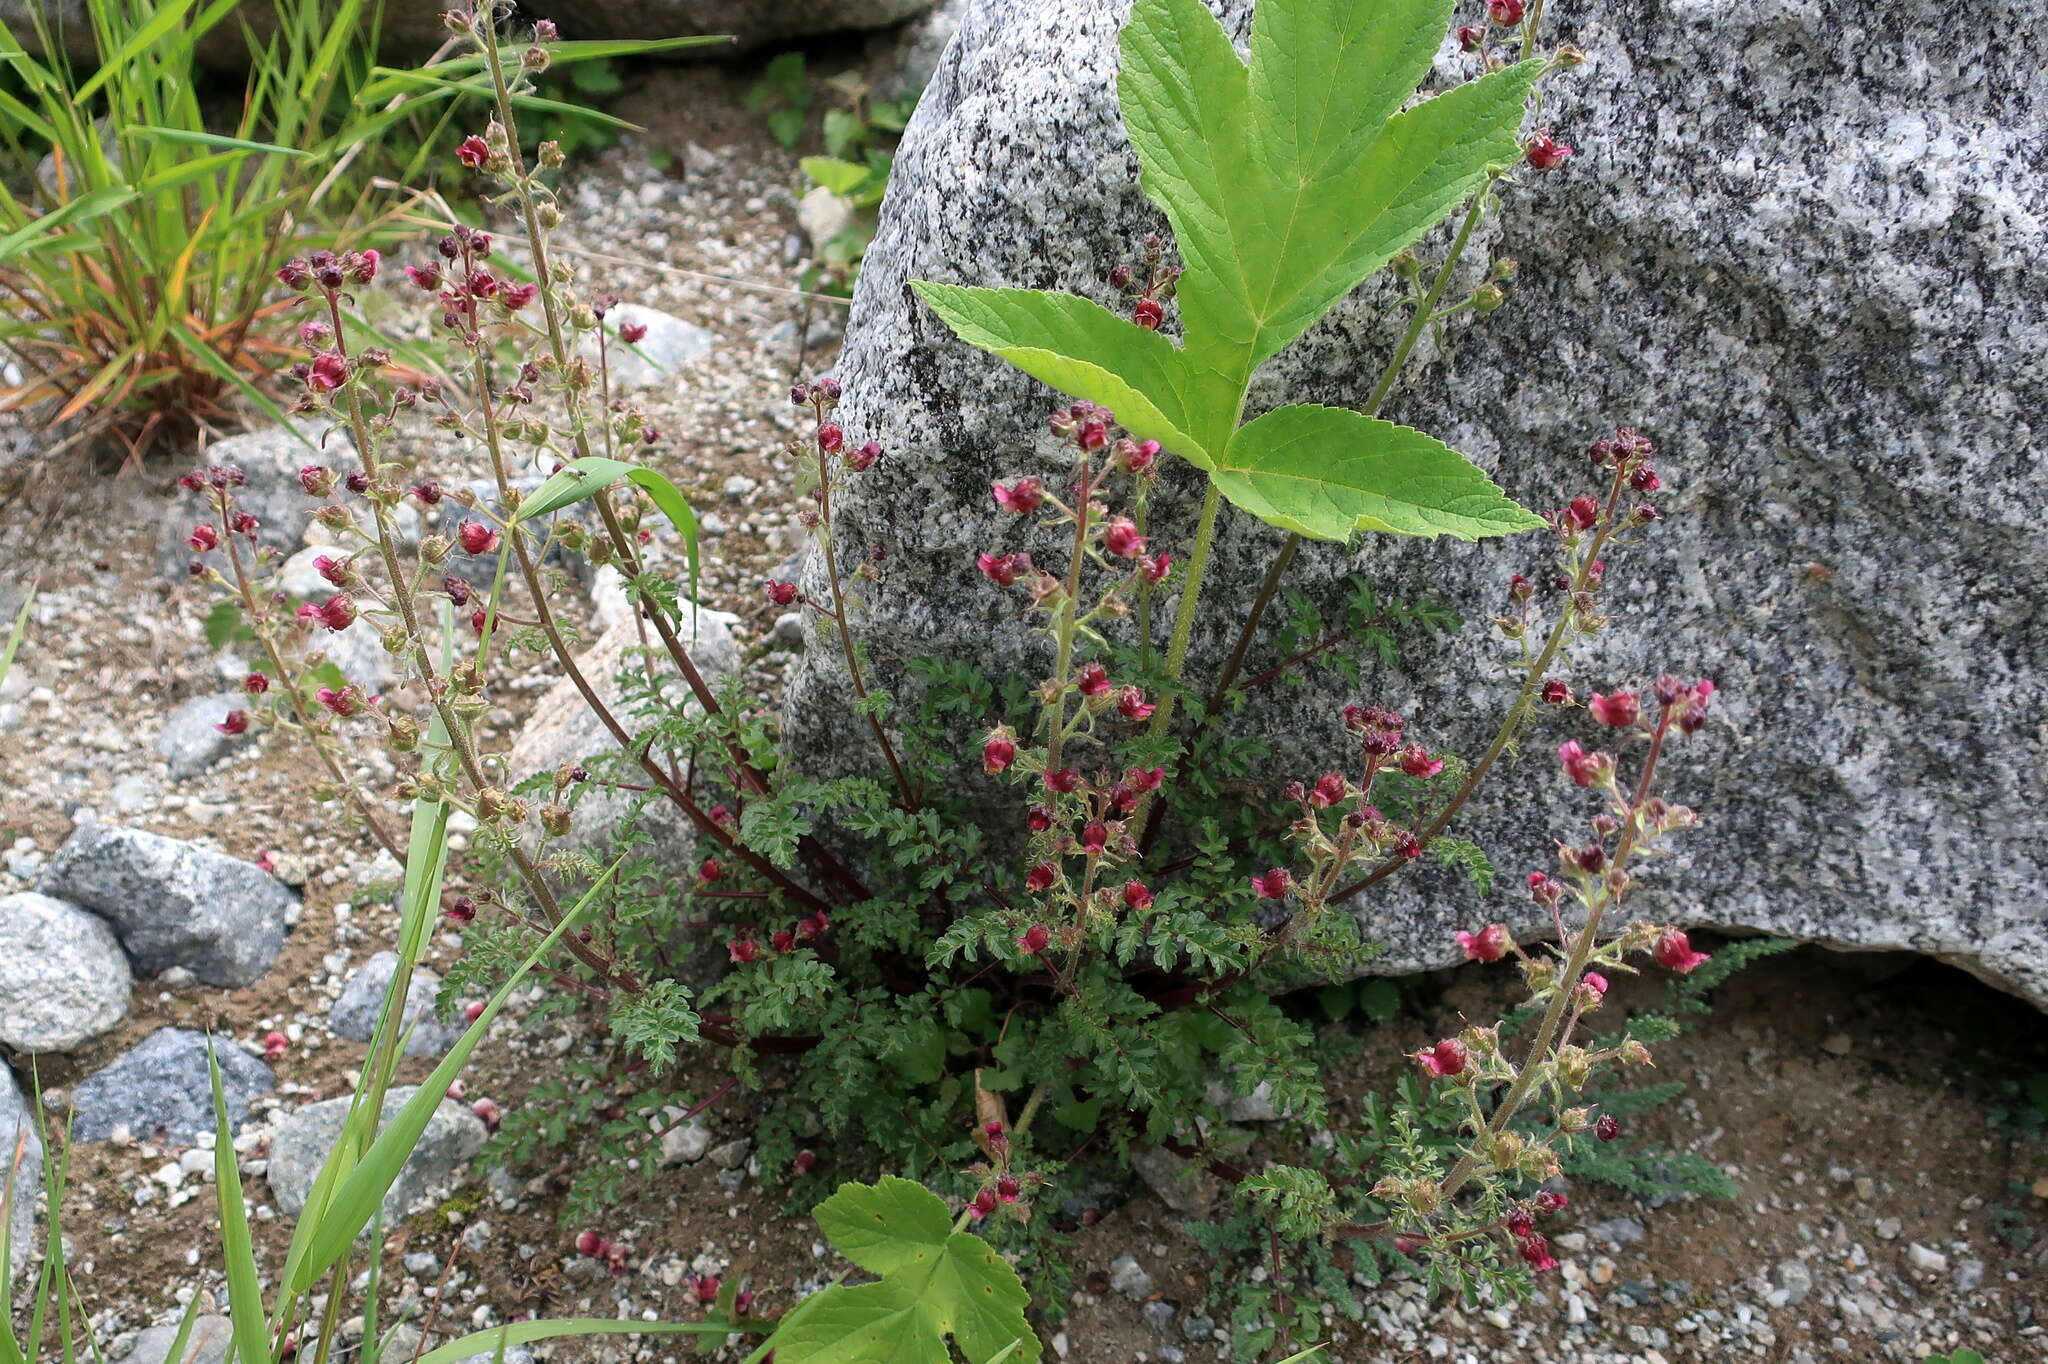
[70,1029,275,1145]
[1955,1259,1986,1293]
[157,693,255,780]
[1584,1216,1648,1247]
[707,1137,752,1170]
[1129,1142,1219,1215]
[585,304,714,391]
[38,824,292,987]
[1875,1217,1903,1241]
[268,1085,486,1225]
[1107,1251,1153,1300]
[119,1315,233,1364]
[452,1345,534,1364]
[0,892,131,1052]
[110,776,155,814]
[659,1117,713,1166]
[1180,1315,1214,1344]
[1203,1077,1285,1123]
[329,952,464,1057]
[769,611,806,649]
[402,1249,440,1276]
[1772,1260,1814,1308]
[1141,1299,1178,1336]
[155,428,351,579]
[0,1065,43,1277]
[1907,1242,1948,1273]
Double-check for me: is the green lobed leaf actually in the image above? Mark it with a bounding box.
[1211,404,1545,541]
[910,282,1220,465]
[514,455,701,614]
[753,1176,1040,1363]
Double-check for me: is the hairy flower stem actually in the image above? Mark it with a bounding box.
[1141,188,1500,858]
[1437,705,1674,1199]
[1043,457,1096,774]
[475,14,864,906]
[816,445,918,810]
[216,505,404,864]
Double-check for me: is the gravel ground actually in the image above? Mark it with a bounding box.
[1,53,2043,1364]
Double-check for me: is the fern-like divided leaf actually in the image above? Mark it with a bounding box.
[753,1176,1041,1363]
[914,0,1544,544]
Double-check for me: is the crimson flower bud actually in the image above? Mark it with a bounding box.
[817,422,845,453]
[1078,418,1109,451]
[1524,131,1573,171]
[619,321,649,345]
[1024,864,1057,894]
[1250,868,1290,900]
[698,858,724,884]
[770,929,795,953]
[1043,767,1081,794]
[464,1000,485,1022]
[1017,922,1052,954]
[765,578,801,606]
[1488,0,1526,23]
[1540,678,1572,705]
[1393,830,1422,860]
[456,134,490,168]
[1308,771,1346,808]
[1139,552,1172,584]
[1075,662,1111,697]
[298,464,333,497]
[1595,1113,1621,1141]
[501,282,539,310]
[1563,495,1600,532]
[1400,744,1444,778]
[443,895,476,923]
[977,552,1025,586]
[313,595,355,631]
[969,1187,999,1219]
[1654,929,1711,974]
[404,263,441,291]
[1115,685,1155,720]
[243,672,270,694]
[457,519,500,555]
[1455,923,1512,963]
[845,440,882,471]
[1132,297,1165,330]
[188,524,220,553]
[1534,1191,1569,1214]
[1556,739,1610,787]
[1125,765,1165,793]
[1457,23,1486,50]
[992,478,1044,514]
[728,938,760,964]
[214,710,249,736]
[1078,821,1109,855]
[260,1030,289,1061]
[793,1149,818,1173]
[1122,879,1153,910]
[575,1230,605,1257]
[983,735,1017,774]
[1506,1210,1535,1238]
[1414,1038,1468,1078]
[307,355,348,392]
[1527,870,1563,906]
[1519,1236,1558,1271]
[1588,689,1639,727]
[1026,804,1054,832]
[1102,518,1146,558]
[276,258,312,290]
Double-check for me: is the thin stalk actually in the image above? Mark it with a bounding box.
[816,445,918,810]
[1437,707,1673,1198]
[1043,458,1096,774]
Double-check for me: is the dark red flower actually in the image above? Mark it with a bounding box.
[214,710,249,737]
[1250,868,1290,900]
[1017,922,1052,954]
[456,135,491,168]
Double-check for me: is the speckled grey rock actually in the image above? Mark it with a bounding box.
[507,612,740,870]
[118,1316,233,1364]
[783,0,2048,1005]
[157,693,256,780]
[580,303,715,392]
[153,428,349,579]
[38,824,292,987]
[0,1065,43,1276]
[267,1086,487,1225]
[0,892,130,1053]
[69,1029,274,1145]
[329,952,464,1057]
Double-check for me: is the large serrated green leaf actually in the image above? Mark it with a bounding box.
[913,0,1547,547]
[1213,404,1545,541]
[911,282,1219,464]
[752,1176,1039,1364]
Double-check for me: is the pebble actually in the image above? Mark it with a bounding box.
[769,611,805,649]
[1769,1258,1813,1308]
[659,1117,713,1165]
[1875,1217,1903,1240]
[1108,1252,1154,1300]
[1907,1243,1949,1273]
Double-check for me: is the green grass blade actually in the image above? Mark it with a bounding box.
[209,1046,269,1364]
[69,0,204,104]
[128,125,311,157]
[0,187,141,263]
[290,860,626,1291]
[513,456,700,610]
[0,586,31,693]
[413,1318,742,1364]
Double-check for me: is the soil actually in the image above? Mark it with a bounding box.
[1,50,2043,1364]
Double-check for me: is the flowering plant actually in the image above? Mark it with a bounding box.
[166,0,1738,1357]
